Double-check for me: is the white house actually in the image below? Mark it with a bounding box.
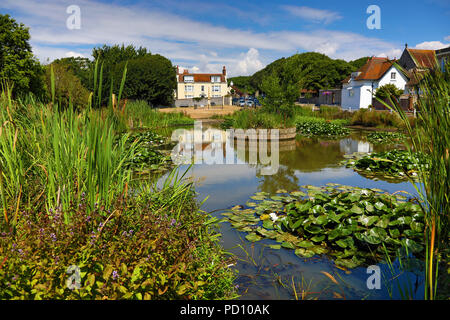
[341,57,408,110]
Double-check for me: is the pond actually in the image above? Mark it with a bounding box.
[157,122,425,300]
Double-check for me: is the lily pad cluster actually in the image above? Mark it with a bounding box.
[222,184,425,269]
[341,150,429,181]
[296,120,349,138]
[367,131,406,144]
[121,130,173,172]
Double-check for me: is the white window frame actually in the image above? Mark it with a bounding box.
[211,76,221,83]
[185,85,194,92]
[185,94,194,98]
[212,85,221,92]
[391,72,396,80]
[184,76,194,83]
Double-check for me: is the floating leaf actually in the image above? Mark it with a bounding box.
[245,233,262,242]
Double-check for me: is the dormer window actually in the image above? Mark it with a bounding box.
[211,76,221,83]
[184,75,194,83]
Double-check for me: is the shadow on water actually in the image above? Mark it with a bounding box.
[157,122,425,300]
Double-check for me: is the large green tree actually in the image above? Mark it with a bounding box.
[114,54,176,107]
[91,44,149,105]
[0,14,44,97]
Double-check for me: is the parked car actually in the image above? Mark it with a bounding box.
[239,100,246,107]
[246,100,254,107]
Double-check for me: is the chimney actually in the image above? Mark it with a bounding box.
[176,65,179,74]
[405,43,408,49]
[222,66,226,76]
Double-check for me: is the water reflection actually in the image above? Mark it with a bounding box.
[157,123,424,300]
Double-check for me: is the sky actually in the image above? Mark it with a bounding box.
[1,0,449,77]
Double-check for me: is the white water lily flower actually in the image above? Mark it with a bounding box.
[361,189,369,195]
[269,212,279,222]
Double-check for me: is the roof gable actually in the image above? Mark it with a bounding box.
[406,49,436,69]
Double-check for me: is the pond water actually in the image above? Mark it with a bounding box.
[157,122,425,300]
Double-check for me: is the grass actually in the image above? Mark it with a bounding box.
[220,108,296,129]
[124,100,194,130]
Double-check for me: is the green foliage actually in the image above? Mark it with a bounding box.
[249,52,362,94]
[351,109,409,128]
[124,100,194,129]
[367,131,406,144]
[114,54,176,107]
[0,14,45,98]
[44,62,90,109]
[220,108,295,129]
[343,150,429,181]
[228,76,254,94]
[296,118,349,137]
[223,184,426,269]
[52,57,92,90]
[260,73,297,118]
[381,61,449,299]
[375,84,404,100]
[0,175,237,300]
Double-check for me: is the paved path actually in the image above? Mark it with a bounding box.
[158,105,240,119]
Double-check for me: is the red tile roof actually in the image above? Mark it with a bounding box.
[407,49,437,69]
[178,73,225,83]
[342,57,396,83]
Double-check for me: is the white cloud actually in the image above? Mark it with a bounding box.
[65,51,85,58]
[235,48,264,75]
[282,5,342,24]
[445,36,450,42]
[415,41,450,50]
[1,0,402,73]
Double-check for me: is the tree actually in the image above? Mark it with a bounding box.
[44,62,90,109]
[260,73,297,118]
[52,56,92,90]
[91,44,150,105]
[0,14,44,97]
[375,83,403,100]
[114,54,176,107]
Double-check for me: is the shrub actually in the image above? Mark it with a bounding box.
[350,109,406,128]
[0,181,237,300]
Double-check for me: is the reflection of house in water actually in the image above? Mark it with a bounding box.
[339,138,372,154]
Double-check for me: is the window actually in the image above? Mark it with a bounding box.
[212,85,221,92]
[212,94,221,98]
[184,76,194,83]
[211,76,221,83]
[201,85,205,91]
[185,85,194,92]
[391,72,396,80]
[185,94,194,98]
[349,89,354,97]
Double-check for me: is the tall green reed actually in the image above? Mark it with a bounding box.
[378,60,449,300]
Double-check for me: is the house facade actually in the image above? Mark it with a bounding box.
[175,66,229,100]
[341,57,408,110]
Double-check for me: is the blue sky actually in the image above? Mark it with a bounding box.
[1,0,449,76]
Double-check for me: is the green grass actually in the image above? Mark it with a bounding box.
[220,108,296,129]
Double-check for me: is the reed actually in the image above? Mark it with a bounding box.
[377,60,449,300]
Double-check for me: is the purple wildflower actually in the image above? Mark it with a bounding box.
[50,233,57,242]
[170,218,176,226]
[112,270,119,280]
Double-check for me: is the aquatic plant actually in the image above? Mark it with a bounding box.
[367,131,406,144]
[342,150,429,181]
[222,184,425,269]
[296,119,349,137]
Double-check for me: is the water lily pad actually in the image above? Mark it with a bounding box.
[297,240,314,248]
[311,235,325,242]
[281,241,296,249]
[295,248,315,258]
[350,205,364,215]
[358,215,379,227]
[290,191,306,197]
[245,233,262,242]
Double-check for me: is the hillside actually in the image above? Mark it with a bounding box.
[229,52,368,94]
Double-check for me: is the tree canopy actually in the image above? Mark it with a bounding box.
[0,14,44,97]
[230,52,369,96]
[114,54,176,106]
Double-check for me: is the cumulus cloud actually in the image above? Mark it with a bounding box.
[282,5,342,24]
[415,41,450,50]
[235,48,264,75]
[1,0,402,71]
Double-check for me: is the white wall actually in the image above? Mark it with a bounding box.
[377,66,408,92]
[341,82,362,110]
